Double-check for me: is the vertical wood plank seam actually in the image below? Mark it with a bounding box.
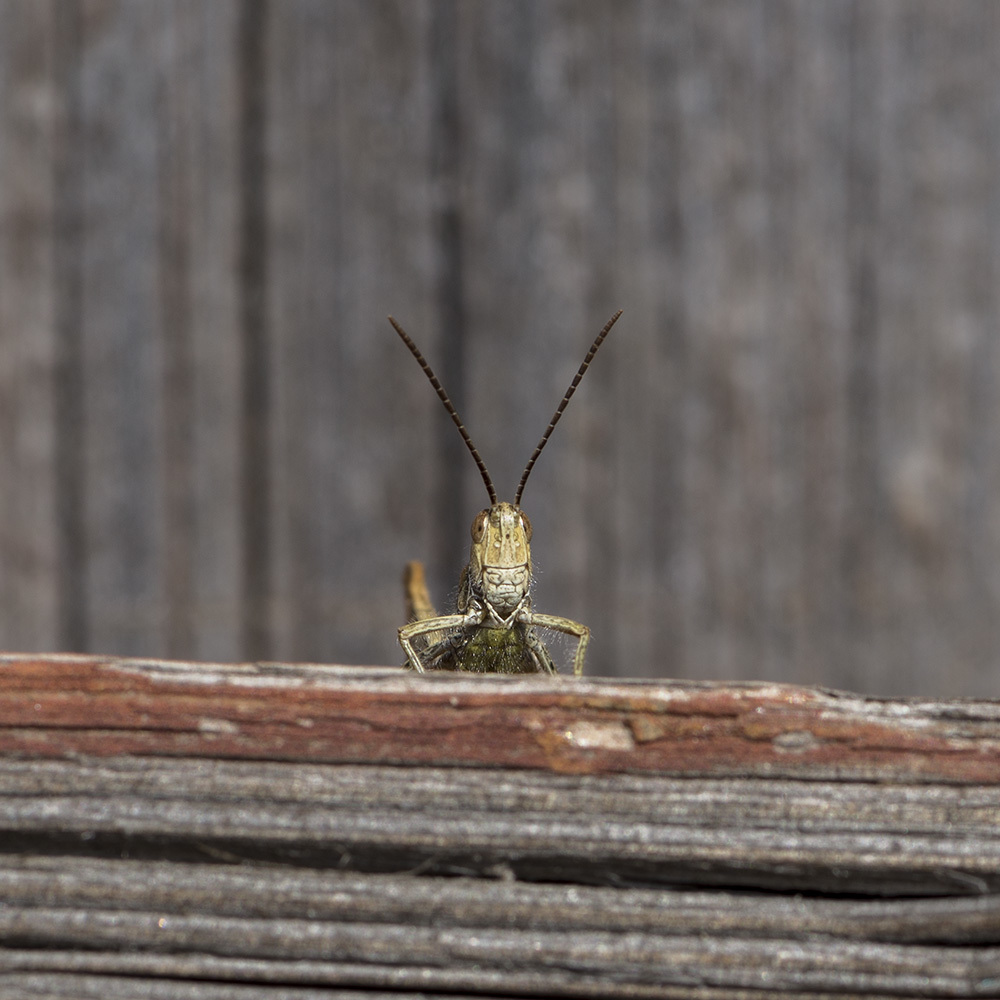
[430,1,469,587]
[842,5,882,692]
[238,0,271,659]
[159,10,195,658]
[52,1,87,653]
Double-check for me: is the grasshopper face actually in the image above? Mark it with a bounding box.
[462,502,533,622]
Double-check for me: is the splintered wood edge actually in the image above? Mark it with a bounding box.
[0,652,997,782]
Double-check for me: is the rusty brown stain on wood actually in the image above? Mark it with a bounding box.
[0,653,997,781]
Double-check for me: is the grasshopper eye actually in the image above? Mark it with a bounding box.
[520,513,532,541]
[471,511,488,542]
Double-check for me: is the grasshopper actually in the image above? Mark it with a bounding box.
[390,310,622,676]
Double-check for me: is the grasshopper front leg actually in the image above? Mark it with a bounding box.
[398,613,468,673]
[528,613,591,677]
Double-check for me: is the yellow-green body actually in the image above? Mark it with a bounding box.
[435,624,543,675]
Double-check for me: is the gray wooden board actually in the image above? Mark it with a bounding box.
[5,3,1000,695]
[0,756,999,896]
[0,982,473,1000]
[0,856,997,999]
[0,742,997,997]
[0,0,60,652]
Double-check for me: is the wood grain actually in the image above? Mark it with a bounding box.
[0,653,998,997]
[2,652,999,782]
[0,1,59,651]
[0,858,996,999]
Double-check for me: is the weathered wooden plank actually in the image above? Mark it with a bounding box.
[0,858,997,998]
[872,2,1000,699]
[0,1,60,651]
[0,981,419,1000]
[1,653,999,782]
[6,1,244,661]
[264,1,440,666]
[0,654,996,996]
[71,2,166,655]
[0,936,995,998]
[4,856,1000,942]
[16,856,1000,945]
[66,2,245,660]
[1,754,999,895]
[159,0,244,663]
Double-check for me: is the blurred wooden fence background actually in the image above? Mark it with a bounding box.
[0,0,999,696]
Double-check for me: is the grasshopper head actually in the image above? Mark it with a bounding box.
[466,501,533,617]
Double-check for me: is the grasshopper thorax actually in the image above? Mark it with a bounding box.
[464,502,533,620]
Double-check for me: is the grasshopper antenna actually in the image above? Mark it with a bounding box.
[389,316,499,506]
[514,309,622,506]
